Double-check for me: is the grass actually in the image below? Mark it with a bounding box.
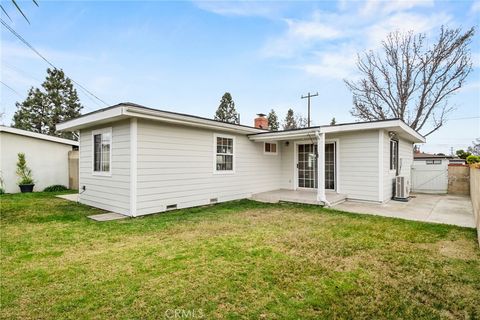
[1,192,479,319]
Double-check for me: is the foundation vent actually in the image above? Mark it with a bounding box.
[166,204,177,210]
[210,198,218,204]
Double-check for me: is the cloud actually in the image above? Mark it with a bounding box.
[298,46,358,79]
[193,1,285,18]
[365,11,451,47]
[261,12,349,58]
[1,41,93,64]
[471,0,480,13]
[360,0,434,16]
[261,1,451,80]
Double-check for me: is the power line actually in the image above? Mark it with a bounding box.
[448,116,480,121]
[2,61,97,112]
[0,18,110,108]
[0,80,22,96]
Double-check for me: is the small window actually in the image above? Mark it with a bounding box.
[426,160,442,165]
[92,128,112,175]
[214,135,234,173]
[390,139,398,173]
[264,142,277,155]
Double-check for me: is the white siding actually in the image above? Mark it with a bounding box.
[0,132,73,193]
[332,130,379,202]
[78,120,131,215]
[382,131,414,201]
[135,119,281,216]
[280,141,294,189]
[279,130,380,202]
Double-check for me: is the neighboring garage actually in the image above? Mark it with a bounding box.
[0,126,78,193]
[411,152,465,194]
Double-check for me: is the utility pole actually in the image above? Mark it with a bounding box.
[301,92,318,127]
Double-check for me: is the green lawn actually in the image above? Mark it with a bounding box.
[1,192,479,319]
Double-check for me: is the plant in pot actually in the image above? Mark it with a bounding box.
[16,153,35,193]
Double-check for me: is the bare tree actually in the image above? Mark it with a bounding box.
[345,26,474,136]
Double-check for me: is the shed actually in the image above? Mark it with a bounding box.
[0,126,79,193]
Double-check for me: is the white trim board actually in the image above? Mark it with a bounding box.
[0,125,78,146]
[130,118,138,217]
[212,133,236,175]
[91,127,112,177]
[293,140,339,192]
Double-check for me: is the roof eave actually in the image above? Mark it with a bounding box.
[56,106,127,131]
[248,119,425,143]
[57,105,266,134]
[123,106,264,134]
[0,126,79,146]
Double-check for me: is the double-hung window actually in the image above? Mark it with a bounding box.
[215,135,234,173]
[264,142,277,155]
[390,139,399,174]
[92,128,112,175]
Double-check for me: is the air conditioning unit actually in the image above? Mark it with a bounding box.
[393,176,410,201]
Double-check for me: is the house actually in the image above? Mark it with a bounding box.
[56,102,425,217]
[414,152,465,165]
[0,126,79,193]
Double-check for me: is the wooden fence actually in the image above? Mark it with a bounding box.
[470,167,480,246]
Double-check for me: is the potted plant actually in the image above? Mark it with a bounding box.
[16,153,35,193]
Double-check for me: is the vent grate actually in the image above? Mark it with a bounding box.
[210,198,218,204]
[166,204,177,210]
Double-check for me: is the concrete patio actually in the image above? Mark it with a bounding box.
[252,189,347,206]
[333,193,475,228]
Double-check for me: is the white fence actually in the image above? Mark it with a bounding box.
[411,160,448,194]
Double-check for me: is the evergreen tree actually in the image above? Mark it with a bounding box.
[330,117,336,125]
[214,92,240,124]
[282,108,297,130]
[13,68,83,140]
[267,109,279,131]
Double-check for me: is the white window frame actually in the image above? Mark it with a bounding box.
[213,133,235,174]
[426,159,442,165]
[389,139,399,175]
[263,142,278,155]
[92,127,112,176]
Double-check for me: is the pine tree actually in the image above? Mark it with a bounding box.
[282,108,297,130]
[330,117,336,125]
[13,68,83,140]
[214,92,240,124]
[267,109,279,131]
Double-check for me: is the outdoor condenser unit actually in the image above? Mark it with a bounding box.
[393,176,410,201]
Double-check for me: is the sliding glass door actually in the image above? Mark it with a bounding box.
[297,143,336,190]
[298,144,318,188]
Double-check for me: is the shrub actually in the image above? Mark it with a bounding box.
[0,188,4,195]
[466,155,480,164]
[16,153,34,185]
[43,185,68,192]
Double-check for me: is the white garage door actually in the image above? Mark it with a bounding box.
[411,159,448,194]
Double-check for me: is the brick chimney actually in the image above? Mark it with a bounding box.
[254,113,268,129]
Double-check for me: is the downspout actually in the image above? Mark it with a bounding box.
[315,130,331,207]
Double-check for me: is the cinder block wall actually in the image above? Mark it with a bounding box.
[448,164,470,195]
[470,167,480,246]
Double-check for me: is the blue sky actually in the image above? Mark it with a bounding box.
[1,0,479,153]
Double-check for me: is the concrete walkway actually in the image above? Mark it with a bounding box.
[252,189,347,206]
[56,194,79,202]
[333,193,475,228]
[88,213,128,222]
